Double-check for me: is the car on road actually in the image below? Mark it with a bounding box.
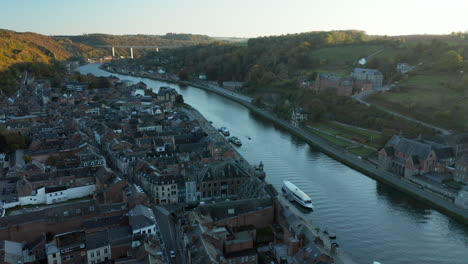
[170,250,176,259]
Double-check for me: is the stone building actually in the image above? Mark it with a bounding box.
[351,68,383,89]
[313,73,372,96]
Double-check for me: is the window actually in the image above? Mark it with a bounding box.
[91,252,94,257]
[104,248,108,254]
[54,260,57,264]
[147,228,151,233]
[52,253,56,258]
[97,250,100,256]
[60,192,63,195]
[208,183,211,188]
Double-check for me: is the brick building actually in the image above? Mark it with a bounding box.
[379,135,454,178]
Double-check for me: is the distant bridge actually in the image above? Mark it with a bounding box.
[91,45,180,59]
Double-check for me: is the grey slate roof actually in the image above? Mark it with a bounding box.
[353,68,382,75]
[108,226,133,246]
[196,197,273,222]
[386,135,454,161]
[434,147,454,159]
[201,161,248,182]
[129,205,156,231]
[395,137,432,159]
[86,230,109,250]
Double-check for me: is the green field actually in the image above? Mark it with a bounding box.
[307,127,352,147]
[349,146,376,157]
[309,121,381,149]
[368,72,468,131]
[310,44,385,73]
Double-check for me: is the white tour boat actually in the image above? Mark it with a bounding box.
[282,180,314,210]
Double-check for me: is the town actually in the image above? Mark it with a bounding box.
[1,3,468,263]
[99,59,468,218]
[0,69,356,264]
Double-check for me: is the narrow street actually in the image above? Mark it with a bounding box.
[152,205,183,264]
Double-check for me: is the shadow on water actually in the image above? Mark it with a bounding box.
[376,182,432,217]
[247,110,309,149]
[177,83,188,90]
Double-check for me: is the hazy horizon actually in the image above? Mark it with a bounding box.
[2,0,467,38]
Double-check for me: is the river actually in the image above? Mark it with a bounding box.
[78,63,468,264]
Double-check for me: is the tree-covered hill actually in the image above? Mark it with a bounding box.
[0,29,73,70]
[54,33,217,47]
[134,30,468,133]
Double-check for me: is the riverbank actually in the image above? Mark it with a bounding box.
[100,65,468,224]
[182,105,358,264]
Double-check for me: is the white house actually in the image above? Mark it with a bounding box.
[198,73,207,80]
[128,205,157,236]
[291,108,308,127]
[9,185,96,209]
[0,153,9,168]
[131,88,145,97]
[397,63,414,74]
[185,180,197,202]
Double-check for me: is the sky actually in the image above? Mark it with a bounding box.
[1,0,468,37]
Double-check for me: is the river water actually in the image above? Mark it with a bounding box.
[78,63,468,264]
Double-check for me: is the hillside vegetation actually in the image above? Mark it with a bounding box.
[0,29,218,95]
[0,29,72,70]
[134,30,468,135]
[54,33,216,47]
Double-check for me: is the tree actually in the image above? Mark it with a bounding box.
[439,50,463,72]
[175,94,184,104]
[307,98,326,121]
[23,155,32,163]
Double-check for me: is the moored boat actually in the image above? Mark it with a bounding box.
[228,136,242,146]
[282,180,314,210]
[218,127,230,136]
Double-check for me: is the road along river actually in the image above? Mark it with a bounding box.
[78,63,468,264]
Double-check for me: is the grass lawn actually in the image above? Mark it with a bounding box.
[368,72,468,131]
[307,127,352,148]
[309,121,381,149]
[348,146,376,157]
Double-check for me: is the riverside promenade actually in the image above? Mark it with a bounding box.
[102,66,468,223]
[176,78,468,223]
